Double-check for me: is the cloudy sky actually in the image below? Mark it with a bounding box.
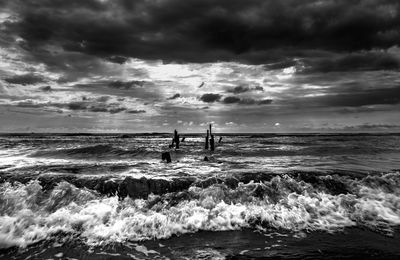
[0,0,400,133]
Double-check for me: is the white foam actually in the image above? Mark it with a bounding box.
[0,174,399,249]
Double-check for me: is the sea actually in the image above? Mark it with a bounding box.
[0,133,400,259]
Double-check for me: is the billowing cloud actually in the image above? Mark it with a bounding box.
[3,0,400,66]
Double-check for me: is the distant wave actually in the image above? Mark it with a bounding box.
[1,172,399,249]
[30,144,158,159]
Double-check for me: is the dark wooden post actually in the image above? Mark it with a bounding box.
[210,134,215,151]
[218,137,222,143]
[209,124,212,136]
[205,130,209,149]
[181,137,185,142]
[174,129,180,149]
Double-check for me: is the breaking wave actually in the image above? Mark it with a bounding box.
[1,172,399,249]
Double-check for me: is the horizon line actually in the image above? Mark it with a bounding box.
[1,132,399,135]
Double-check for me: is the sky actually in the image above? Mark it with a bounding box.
[0,0,400,133]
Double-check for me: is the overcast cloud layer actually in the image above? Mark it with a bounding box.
[0,0,399,132]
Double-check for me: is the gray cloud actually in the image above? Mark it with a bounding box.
[16,100,43,108]
[66,100,126,113]
[227,85,265,94]
[228,86,250,94]
[199,93,222,103]
[301,51,400,73]
[15,98,128,114]
[5,74,46,85]
[40,86,52,92]
[167,93,180,100]
[258,99,273,105]
[223,96,241,104]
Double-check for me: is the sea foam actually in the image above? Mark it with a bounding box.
[0,173,399,249]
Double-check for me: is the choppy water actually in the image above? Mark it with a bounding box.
[0,133,400,259]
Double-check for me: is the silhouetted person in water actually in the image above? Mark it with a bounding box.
[162,152,171,163]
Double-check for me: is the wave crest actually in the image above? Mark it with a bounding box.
[0,173,399,249]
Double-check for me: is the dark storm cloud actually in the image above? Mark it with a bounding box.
[167,93,180,100]
[106,55,129,64]
[40,86,52,92]
[199,93,222,103]
[4,0,400,65]
[223,96,273,105]
[301,51,400,73]
[66,101,88,111]
[4,74,46,85]
[223,96,241,104]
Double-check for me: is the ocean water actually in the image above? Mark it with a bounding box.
[0,133,400,259]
